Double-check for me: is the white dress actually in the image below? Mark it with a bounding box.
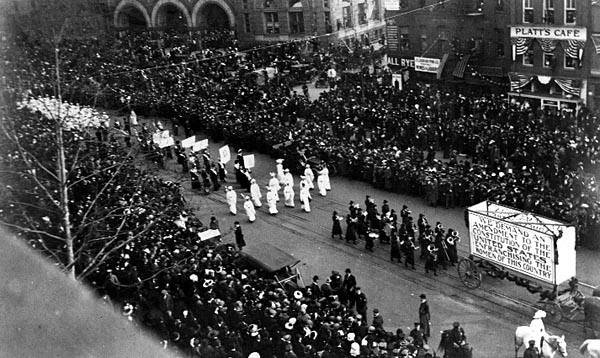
[283,172,294,188]
[276,163,285,183]
[322,166,331,190]
[250,183,262,207]
[317,169,327,196]
[284,185,295,207]
[244,200,256,222]
[529,318,546,347]
[226,190,237,215]
[304,167,315,189]
[268,177,281,201]
[300,185,312,212]
[266,190,278,215]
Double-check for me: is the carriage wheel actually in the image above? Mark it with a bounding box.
[457,258,482,289]
[544,302,563,324]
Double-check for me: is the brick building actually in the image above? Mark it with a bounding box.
[508,0,600,113]
[384,0,511,92]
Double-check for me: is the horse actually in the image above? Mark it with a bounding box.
[438,329,472,358]
[514,326,568,358]
[580,340,600,358]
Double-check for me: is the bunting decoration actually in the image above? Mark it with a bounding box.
[510,37,532,61]
[591,34,600,55]
[508,73,534,91]
[537,38,558,53]
[554,78,582,96]
[563,40,585,59]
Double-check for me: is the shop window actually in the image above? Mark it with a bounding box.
[543,0,554,24]
[496,0,504,10]
[564,55,577,69]
[243,0,249,9]
[265,12,280,33]
[565,0,576,24]
[523,0,533,23]
[324,11,332,32]
[543,53,555,68]
[323,0,329,8]
[523,49,534,66]
[343,6,352,27]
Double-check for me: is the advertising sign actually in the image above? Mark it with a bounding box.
[414,57,440,73]
[467,201,576,285]
[510,26,586,40]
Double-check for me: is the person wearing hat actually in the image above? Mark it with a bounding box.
[266,185,279,215]
[418,294,430,340]
[303,164,315,190]
[283,182,295,208]
[299,181,312,212]
[275,159,285,183]
[282,167,294,188]
[310,276,322,298]
[424,244,439,276]
[372,308,384,334]
[342,268,357,307]
[268,172,281,202]
[409,322,424,348]
[448,322,466,349]
[234,221,246,250]
[243,196,256,223]
[355,287,368,318]
[226,186,237,215]
[529,310,547,346]
[250,179,262,207]
[523,339,539,358]
[445,229,460,266]
[316,164,328,197]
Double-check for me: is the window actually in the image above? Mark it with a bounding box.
[324,11,332,32]
[265,12,280,33]
[523,49,534,66]
[399,26,409,50]
[358,3,366,24]
[523,0,533,23]
[243,0,249,9]
[343,6,352,27]
[564,55,576,69]
[543,53,555,68]
[565,0,575,24]
[244,13,251,32]
[372,0,380,20]
[289,12,304,33]
[323,0,329,8]
[496,0,503,10]
[400,0,408,8]
[543,0,554,24]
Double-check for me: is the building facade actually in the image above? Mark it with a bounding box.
[508,0,600,113]
[384,0,511,92]
[110,0,385,47]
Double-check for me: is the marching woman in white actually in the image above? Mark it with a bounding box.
[283,182,295,208]
[321,161,331,191]
[317,165,327,197]
[275,159,285,183]
[249,179,262,207]
[243,196,256,223]
[226,186,237,215]
[299,181,312,213]
[268,172,281,201]
[303,164,315,190]
[266,186,279,215]
[283,168,294,188]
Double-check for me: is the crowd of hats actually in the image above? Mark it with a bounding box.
[4,29,600,238]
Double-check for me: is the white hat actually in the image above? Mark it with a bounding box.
[347,332,356,341]
[533,310,547,319]
[350,342,361,356]
[276,159,284,164]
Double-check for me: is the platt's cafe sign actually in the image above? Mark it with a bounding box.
[467,201,576,285]
[510,25,587,41]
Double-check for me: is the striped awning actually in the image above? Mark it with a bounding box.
[452,55,470,78]
[591,34,600,54]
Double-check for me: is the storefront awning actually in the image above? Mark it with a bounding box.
[452,55,470,78]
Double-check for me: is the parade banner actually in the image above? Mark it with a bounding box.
[219,145,231,163]
[192,139,209,152]
[181,136,196,148]
[467,201,576,285]
[158,136,175,148]
[414,57,440,73]
[198,229,221,241]
[243,154,255,168]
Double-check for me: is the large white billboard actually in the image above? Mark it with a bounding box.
[467,201,576,285]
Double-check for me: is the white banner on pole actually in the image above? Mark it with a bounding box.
[243,154,255,168]
[181,136,196,148]
[192,139,209,152]
[219,145,231,163]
